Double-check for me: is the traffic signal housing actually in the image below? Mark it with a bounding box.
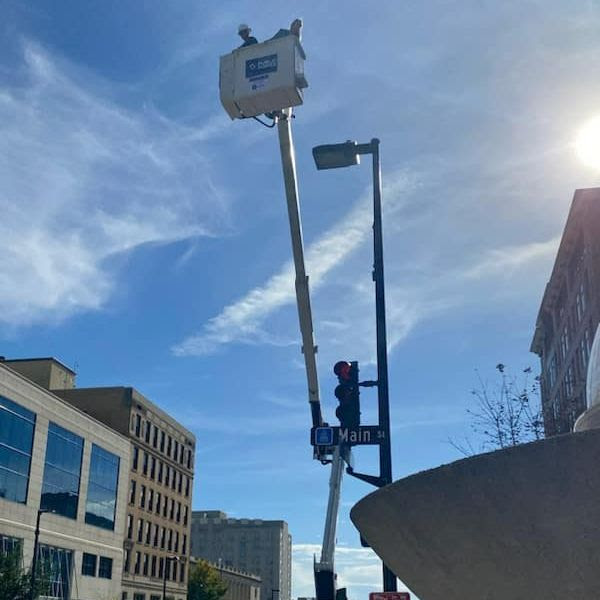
[334,361,360,430]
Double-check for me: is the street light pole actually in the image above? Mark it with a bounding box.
[369,139,397,592]
[312,138,397,591]
[30,508,52,600]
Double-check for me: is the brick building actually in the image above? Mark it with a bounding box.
[531,188,600,434]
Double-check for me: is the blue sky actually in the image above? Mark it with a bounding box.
[2,1,600,597]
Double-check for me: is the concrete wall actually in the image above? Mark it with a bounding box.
[351,430,600,600]
[0,364,130,600]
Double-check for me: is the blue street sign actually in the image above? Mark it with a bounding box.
[315,427,334,446]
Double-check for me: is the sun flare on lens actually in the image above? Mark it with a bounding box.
[575,116,600,169]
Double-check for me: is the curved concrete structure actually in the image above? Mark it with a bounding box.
[351,430,600,600]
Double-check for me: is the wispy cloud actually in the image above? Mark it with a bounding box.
[172,172,415,356]
[0,41,230,328]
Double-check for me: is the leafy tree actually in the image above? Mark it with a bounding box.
[451,364,544,455]
[0,550,50,600]
[188,559,228,600]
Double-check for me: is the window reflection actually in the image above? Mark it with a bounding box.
[41,423,83,519]
[0,395,35,504]
[86,444,120,530]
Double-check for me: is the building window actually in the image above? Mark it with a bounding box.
[134,594,145,600]
[175,531,179,552]
[153,426,158,448]
[0,534,22,555]
[127,514,133,539]
[179,444,184,465]
[173,440,179,461]
[169,498,175,520]
[164,465,170,488]
[129,480,136,505]
[86,444,120,530]
[124,549,130,573]
[0,395,35,504]
[82,552,97,576]
[186,449,192,470]
[132,446,139,471]
[135,414,141,437]
[183,506,188,526]
[185,476,190,498]
[150,457,156,480]
[153,523,159,547]
[160,527,166,549]
[155,492,161,515]
[168,529,173,551]
[142,452,149,476]
[143,553,149,576]
[137,519,144,543]
[99,556,113,579]
[178,472,183,494]
[559,325,570,361]
[158,461,163,484]
[39,544,73,600]
[182,534,187,555]
[145,521,152,545]
[163,495,168,518]
[179,561,185,583]
[140,485,146,509]
[160,431,165,453]
[41,422,83,519]
[167,435,172,457]
[151,555,157,578]
[134,551,141,575]
[145,422,151,444]
[148,488,154,512]
[176,502,181,523]
[158,557,164,579]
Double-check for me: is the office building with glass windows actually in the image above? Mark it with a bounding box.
[531,188,600,435]
[0,359,130,600]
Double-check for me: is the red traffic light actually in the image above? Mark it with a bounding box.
[333,361,352,380]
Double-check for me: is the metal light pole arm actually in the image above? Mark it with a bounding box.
[277,109,323,430]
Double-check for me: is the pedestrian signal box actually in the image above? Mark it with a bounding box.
[219,35,308,119]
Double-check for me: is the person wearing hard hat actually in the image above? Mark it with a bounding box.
[238,24,258,47]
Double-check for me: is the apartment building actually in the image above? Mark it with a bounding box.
[0,359,130,600]
[531,188,600,434]
[191,511,292,600]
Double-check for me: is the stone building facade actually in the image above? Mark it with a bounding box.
[0,359,130,600]
[191,511,291,600]
[531,188,600,434]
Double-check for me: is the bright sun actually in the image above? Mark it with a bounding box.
[575,116,600,169]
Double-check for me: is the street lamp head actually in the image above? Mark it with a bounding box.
[312,141,360,170]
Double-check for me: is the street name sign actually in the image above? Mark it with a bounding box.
[311,425,386,447]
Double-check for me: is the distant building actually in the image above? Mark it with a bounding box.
[191,511,292,600]
[190,557,261,600]
[0,358,130,600]
[531,188,600,434]
[5,357,196,600]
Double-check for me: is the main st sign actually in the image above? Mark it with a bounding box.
[311,425,386,447]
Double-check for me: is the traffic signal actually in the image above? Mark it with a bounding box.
[333,360,360,429]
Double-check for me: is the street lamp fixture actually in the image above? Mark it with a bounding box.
[312,137,397,592]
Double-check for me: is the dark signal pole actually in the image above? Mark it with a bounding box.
[313,139,397,591]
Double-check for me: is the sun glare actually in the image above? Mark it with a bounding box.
[575,116,600,169]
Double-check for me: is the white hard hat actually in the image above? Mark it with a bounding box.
[238,23,251,33]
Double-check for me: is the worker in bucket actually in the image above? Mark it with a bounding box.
[238,24,258,47]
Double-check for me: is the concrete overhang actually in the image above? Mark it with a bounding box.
[351,430,600,600]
